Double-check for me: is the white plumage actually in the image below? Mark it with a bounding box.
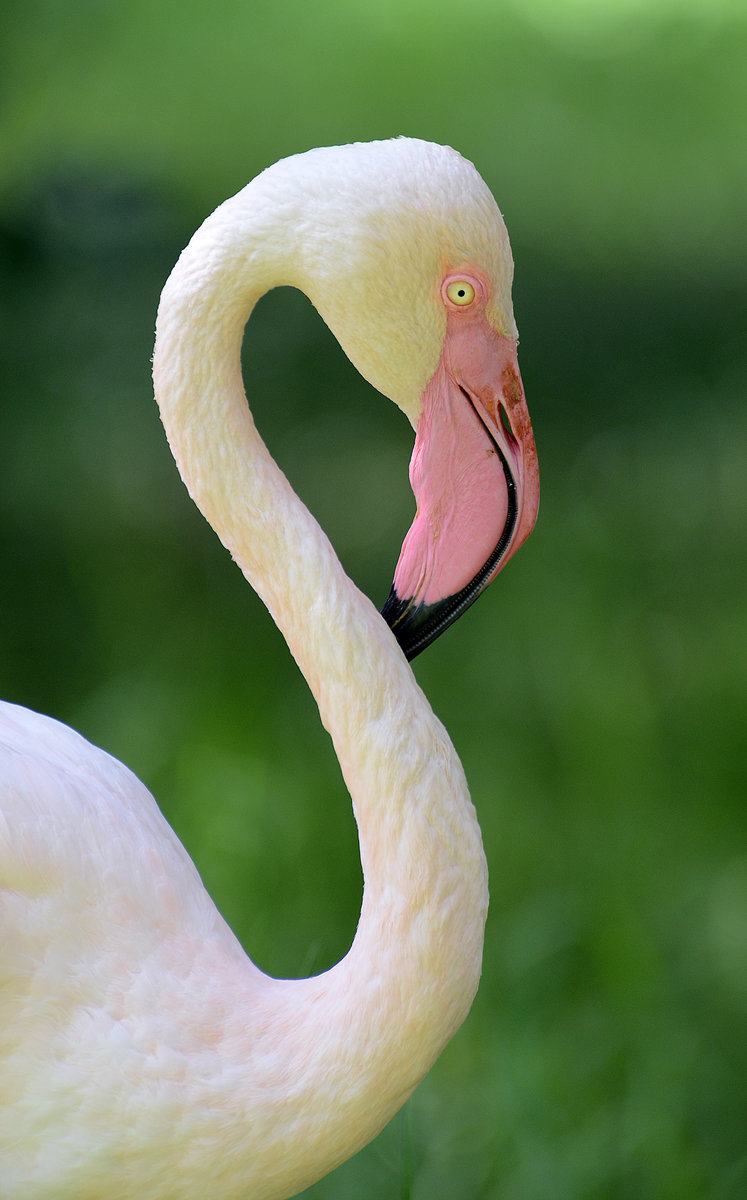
[0,139,538,1199]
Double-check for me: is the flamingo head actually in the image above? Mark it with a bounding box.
[272,138,540,659]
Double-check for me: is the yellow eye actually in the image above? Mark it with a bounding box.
[445,279,476,306]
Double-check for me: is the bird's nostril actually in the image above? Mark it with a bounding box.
[499,403,517,448]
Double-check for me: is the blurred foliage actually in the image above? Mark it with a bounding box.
[1,1,745,1197]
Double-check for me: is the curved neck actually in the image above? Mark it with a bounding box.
[153,179,488,1198]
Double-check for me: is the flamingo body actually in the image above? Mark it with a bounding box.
[0,139,538,1199]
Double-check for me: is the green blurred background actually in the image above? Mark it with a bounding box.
[1,0,745,1196]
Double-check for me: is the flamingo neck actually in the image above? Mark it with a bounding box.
[153,178,488,1198]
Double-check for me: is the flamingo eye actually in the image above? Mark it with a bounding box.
[444,279,476,307]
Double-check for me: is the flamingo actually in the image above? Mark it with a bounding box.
[0,139,539,1199]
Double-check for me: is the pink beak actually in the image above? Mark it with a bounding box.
[381,308,539,659]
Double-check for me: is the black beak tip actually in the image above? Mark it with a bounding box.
[380,586,418,661]
[380,585,461,662]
